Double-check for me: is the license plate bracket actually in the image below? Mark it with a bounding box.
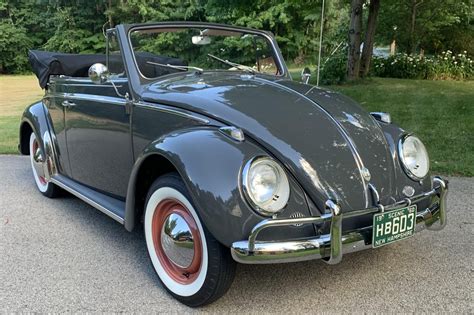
[372,205,417,248]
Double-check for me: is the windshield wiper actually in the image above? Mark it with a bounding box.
[207,53,257,74]
[146,61,203,74]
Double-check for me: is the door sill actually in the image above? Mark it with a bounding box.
[51,174,125,224]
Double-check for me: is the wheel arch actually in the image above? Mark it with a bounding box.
[125,152,180,232]
[19,121,34,155]
[124,127,273,247]
[19,100,50,155]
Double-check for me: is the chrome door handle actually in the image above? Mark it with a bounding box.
[62,100,76,107]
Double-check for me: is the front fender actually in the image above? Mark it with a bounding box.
[379,121,433,193]
[125,127,317,247]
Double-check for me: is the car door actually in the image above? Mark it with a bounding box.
[63,77,132,198]
[63,31,132,199]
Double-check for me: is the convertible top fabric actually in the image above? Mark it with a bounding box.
[28,50,187,89]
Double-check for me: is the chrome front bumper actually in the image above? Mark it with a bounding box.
[231,176,448,264]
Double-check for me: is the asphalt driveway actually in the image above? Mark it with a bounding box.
[1,155,473,313]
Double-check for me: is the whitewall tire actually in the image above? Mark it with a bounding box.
[144,173,236,307]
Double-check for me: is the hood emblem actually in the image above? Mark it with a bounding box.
[361,167,371,181]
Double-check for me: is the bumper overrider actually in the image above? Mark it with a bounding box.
[231,176,448,264]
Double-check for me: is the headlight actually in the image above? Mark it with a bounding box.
[242,157,290,216]
[398,135,430,180]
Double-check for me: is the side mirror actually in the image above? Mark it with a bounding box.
[88,63,109,84]
[301,67,311,84]
[192,35,211,45]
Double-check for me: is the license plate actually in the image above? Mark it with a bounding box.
[372,205,417,248]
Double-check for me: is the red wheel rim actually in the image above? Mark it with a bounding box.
[32,139,47,185]
[151,198,203,284]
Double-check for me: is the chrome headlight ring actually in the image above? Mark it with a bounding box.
[241,156,290,216]
[398,134,430,180]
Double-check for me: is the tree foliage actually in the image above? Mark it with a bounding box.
[0,0,348,74]
[376,0,474,55]
[0,0,472,76]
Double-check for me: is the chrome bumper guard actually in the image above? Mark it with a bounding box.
[231,177,448,264]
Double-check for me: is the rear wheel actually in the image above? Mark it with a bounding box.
[144,173,236,307]
[29,132,60,198]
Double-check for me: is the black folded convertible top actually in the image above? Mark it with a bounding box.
[28,50,187,89]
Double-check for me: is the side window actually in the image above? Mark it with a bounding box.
[107,31,126,77]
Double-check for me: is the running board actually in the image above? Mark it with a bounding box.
[50,174,125,224]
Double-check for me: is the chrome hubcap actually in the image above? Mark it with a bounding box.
[31,138,48,184]
[160,213,195,268]
[152,198,203,284]
[33,145,44,164]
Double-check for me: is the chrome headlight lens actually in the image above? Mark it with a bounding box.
[399,135,430,180]
[242,157,290,216]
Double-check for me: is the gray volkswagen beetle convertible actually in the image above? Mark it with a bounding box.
[21,22,448,306]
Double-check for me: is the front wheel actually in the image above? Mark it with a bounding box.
[144,173,236,307]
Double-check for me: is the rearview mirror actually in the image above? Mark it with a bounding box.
[88,63,109,84]
[301,67,311,84]
[192,35,211,45]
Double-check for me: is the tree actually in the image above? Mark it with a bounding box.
[346,0,363,80]
[376,0,473,54]
[360,0,380,77]
[0,0,32,73]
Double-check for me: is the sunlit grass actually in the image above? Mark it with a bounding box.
[0,75,472,176]
[0,75,44,153]
[330,78,474,176]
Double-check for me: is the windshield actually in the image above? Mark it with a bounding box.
[129,26,282,79]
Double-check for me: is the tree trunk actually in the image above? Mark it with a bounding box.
[390,40,396,55]
[360,0,380,77]
[347,0,363,81]
[408,0,423,54]
[107,0,114,28]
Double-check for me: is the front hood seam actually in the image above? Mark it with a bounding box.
[253,77,370,208]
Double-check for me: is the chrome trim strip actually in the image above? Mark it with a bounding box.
[49,92,127,106]
[63,83,124,88]
[368,183,380,205]
[134,101,210,124]
[231,176,448,264]
[127,23,287,80]
[50,177,125,224]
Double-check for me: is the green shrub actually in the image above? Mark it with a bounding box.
[0,21,32,74]
[372,51,474,80]
[317,50,348,85]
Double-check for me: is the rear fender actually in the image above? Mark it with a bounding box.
[19,101,49,155]
[19,100,59,180]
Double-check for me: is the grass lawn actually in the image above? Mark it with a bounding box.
[0,75,472,176]
[331,78,473,177]
[0,75,43,154]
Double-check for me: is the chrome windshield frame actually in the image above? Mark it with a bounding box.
[125,22,289,82]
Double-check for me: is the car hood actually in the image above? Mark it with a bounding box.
[141,72,396,213]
